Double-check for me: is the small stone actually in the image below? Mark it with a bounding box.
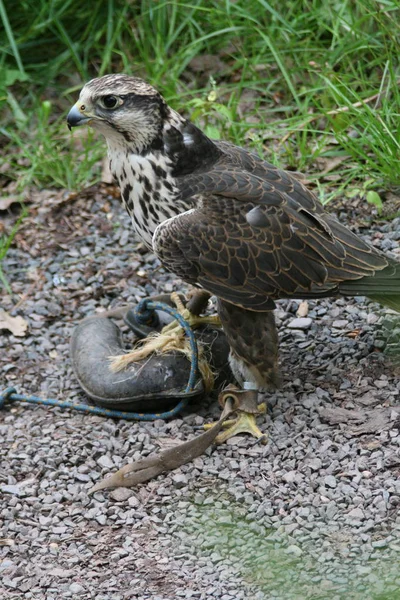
[49,568,75,577]
[389,544,400,552]
[95,515,107,526]
[52,526,67,535]
[287,317,312,330]
[282,470,297,483]
[97,456,114,469]
[324,475,337,489]
[285,544,303,556]
[332,319,348,328]
[347,507,365,520]
[0,485,22,496]
[356,566,372,575]
[307,458,322,471]
[325,502,338,519]
[128,495,140,508]
[0,560,14,571]
[298,507,310,517]
[285,523,298,535]
[75,473,90,482]
[110,488,135,502]
[172,474,188,489]
[69,583,85,594]
[296,301,309,318]
[371,539,388,548]
[367,313,379,325]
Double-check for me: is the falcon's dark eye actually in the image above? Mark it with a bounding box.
[101,95,119,109]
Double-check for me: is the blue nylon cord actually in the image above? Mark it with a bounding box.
[1,299,199,421]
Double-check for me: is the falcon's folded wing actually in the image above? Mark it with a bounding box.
[153,166,392,311]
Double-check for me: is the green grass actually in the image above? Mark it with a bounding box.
[1,0,399,187]
[0,0,400,270]
[1,99,104,190]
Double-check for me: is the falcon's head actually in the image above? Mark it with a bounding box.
[67,74,169,153]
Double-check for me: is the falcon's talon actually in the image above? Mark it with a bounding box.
[253,434,268,446]
[160,292,221,336]
[207,411,267,445]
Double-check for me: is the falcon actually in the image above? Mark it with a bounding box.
[67,74,400,441]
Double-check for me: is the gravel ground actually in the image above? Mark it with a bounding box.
[1,186,400,600]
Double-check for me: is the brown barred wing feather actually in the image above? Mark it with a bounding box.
[154,166,390,312]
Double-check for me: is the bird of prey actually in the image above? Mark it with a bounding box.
[67,74,400,441]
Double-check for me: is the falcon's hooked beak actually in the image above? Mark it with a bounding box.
[67,104,92,131]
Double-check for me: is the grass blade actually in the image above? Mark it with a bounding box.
[0,0,26,75]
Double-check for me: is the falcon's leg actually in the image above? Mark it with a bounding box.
[204,300,279,444]
[205,384,267,444]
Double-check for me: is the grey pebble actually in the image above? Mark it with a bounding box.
[372,539,388,548]
[347,507,365,520]
[285,544,303,556]
[332,319,349,328]
[173,474,188,488]
[324,475,337,489]
[69,583,85,594]
[287,317,312,330]
[110,488,135,501]
[0,485,22,496]
[97,455,115,469]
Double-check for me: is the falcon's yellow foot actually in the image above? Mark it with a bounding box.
[206,408,267,444]
[161,292,221,334]
[204,385,268,445]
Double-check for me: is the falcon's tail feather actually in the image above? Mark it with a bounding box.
[338,261,400,312]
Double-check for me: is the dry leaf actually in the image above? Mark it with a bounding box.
[0,196,21,210]
[361,439,382,450]
[346,328,361,339]
[0,309,28,336]
[320,405,400,436]
[316,155,350,176]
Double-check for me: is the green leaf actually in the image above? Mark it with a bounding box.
[213,103,233,121]
[6,90,28,128]
[366,190,383,212]
[0,69,29,98]
[345,187,361,199]
[2,69,29,87]
[205,125,221,140]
